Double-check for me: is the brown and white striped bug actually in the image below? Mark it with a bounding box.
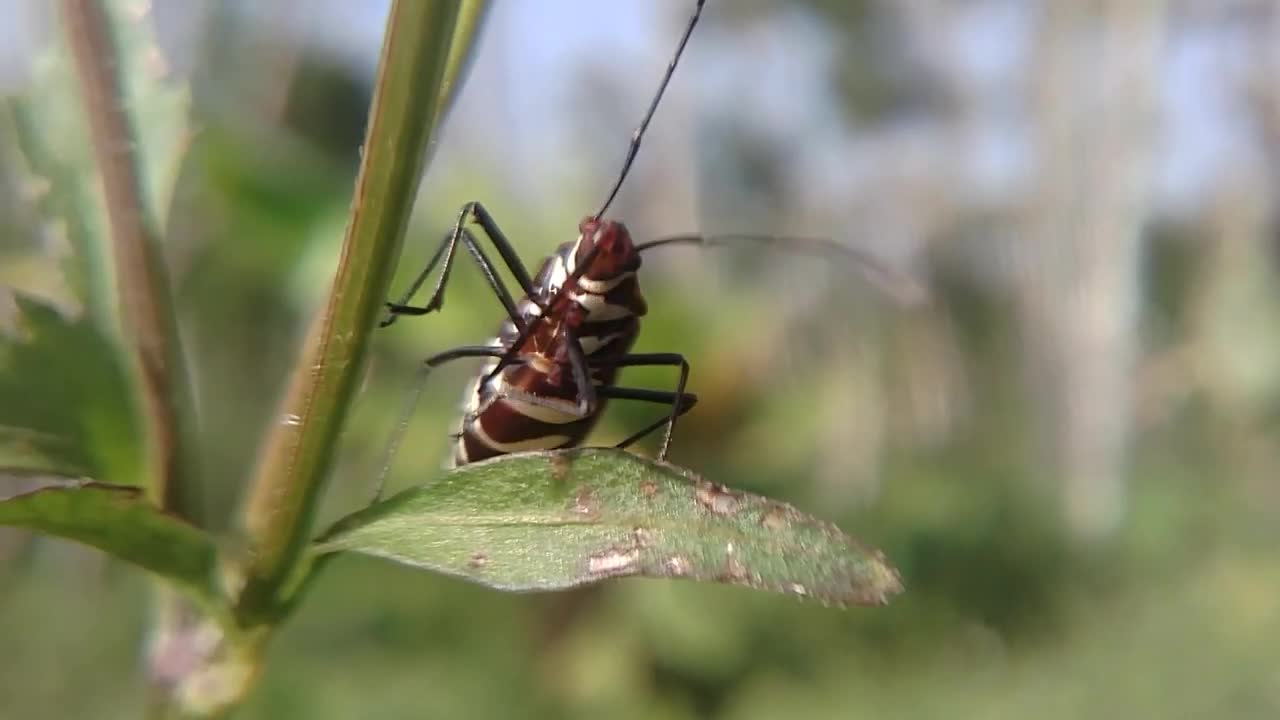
[378,0,918,474]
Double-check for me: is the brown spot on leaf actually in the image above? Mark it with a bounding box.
[467,552,489,569]
[720,555,749,584]
[570,486,597,517]
[549,453,573,484]
[695,480,740,515]
[632,526,653,547]
[871,562,905,600]
[639,479,658,498]
[840,556,905,606]
[665,556,690,576]
[587,548,639,576]
[761,505,791,530]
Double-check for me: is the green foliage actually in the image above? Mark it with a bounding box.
[0,480,222,613]
[315,449,902,605]
[0,1,908,716]
[12,2,1274,719]
[4,61,112,325]
[104,0,190,229]
[0,295,140,483]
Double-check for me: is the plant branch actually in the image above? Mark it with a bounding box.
[59,0,199,517]
[436,0,492,130]
[60,4,213,716]
[235,0,483,625]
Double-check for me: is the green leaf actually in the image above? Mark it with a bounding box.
[3,33,145,487]
[431,0,492,139]
[314,449,903,607]
[105,0,191,231]
[0,480,223,610]
[0,294,141,484]
[5,65,113,329]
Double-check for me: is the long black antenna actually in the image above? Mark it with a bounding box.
[635,233,930,307]
[594,0,706,221]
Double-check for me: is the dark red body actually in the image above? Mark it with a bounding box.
[452,219,648,466]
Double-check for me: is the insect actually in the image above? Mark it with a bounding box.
[378,0,917,475]
[380,1,707,470]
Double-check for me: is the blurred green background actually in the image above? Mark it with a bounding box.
[3,1,1280,718]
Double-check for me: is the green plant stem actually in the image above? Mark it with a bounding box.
[235,0,479,626]
[437,1,492,129]
[60,3,209,716]
[59,0,199,518]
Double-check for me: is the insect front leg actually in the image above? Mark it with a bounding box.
[382,201,539,328]
[590,352,697,461]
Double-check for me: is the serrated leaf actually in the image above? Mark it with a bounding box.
[0,480,222,609]
[315,449,902,607]
[0,294,141,483]
[6,68,113,325]
[4,0,188,316]
[107,0,191,229]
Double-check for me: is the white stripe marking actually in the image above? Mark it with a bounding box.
[503,397,584,424]
[486,372,586,423]
[548,255,570,292]
[470,419,572,453]
[572,291,634,321]
[579,331,626,355]
[550,251,633,295]
[577,272,631,294]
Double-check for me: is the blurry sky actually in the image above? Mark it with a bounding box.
[0,0,1261,222]
[241,0,1272,217]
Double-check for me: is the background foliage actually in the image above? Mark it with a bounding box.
[2,1,1279,718]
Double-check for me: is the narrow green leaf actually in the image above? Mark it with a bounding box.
[0,480,222,609]
[6,60,114,330]
[102,0,191,230]
[315,449,903,607]
[432,0,491,132]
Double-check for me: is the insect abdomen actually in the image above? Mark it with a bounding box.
[448,247,648,467]
[452,361,625,466]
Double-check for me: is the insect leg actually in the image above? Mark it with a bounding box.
[372,344,515,502]
[423,344,511,368]
[590,352,697,461]
[480,242,606,387]
[595,387,698,460]
[382,201,539,328]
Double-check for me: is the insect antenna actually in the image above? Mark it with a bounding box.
[370,362,432,503]
[479,1,707,388]
[636,233,930,306]
[594,0,706,220]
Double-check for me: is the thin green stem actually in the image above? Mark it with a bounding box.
[436,0,492,130]
[235,0,484,626]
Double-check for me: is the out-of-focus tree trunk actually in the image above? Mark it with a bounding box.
[1020,0,1165,539]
